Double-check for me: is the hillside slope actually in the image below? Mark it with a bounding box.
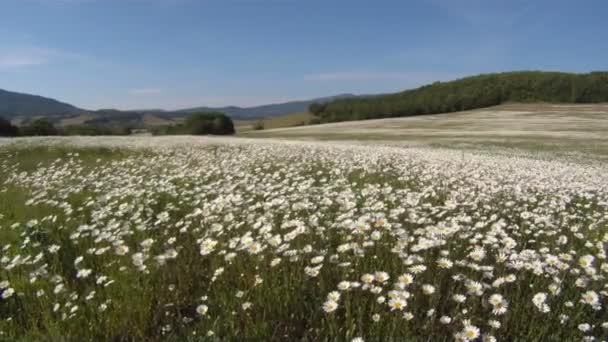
[0,88,355,125]
[0,89,83,118]
[176,94,355,119]
[242,103,608,156]
[311,71,608,123]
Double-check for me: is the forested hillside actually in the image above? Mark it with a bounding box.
[310,71,608,123]
[0,89,82,117]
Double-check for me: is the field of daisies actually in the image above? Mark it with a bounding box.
[0,136,607,341]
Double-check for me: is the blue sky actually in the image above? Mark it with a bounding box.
[1,0,607,110]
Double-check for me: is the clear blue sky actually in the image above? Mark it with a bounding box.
[1,0,606,110]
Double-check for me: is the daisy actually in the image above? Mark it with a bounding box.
[322,300,338,313]
[388,297,407,311]
[196,304,208,316]
[462,325,480,340]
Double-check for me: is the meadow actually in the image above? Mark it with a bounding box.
[240,104,608,158]
[0,136,607,341]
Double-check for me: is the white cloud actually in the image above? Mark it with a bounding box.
[0,45,93,70]
[0,47,53,69]
[0,56,46,68]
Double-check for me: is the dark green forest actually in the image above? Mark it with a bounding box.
[153,112,235,135]
[310,71,608,123]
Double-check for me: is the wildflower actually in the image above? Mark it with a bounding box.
[375,272,390,283]
[422,284,435,295]
[466,281,484,296]
[199,238,218,255]
[488,320,501,329]
[337,281,351,291]
[482,334,497,342]
[115,245,129,255]
[311,256,324,264]
[327,291,340,302]
[76,269,92,279]
[388,297,407,311]
[48,245,61,253]
[1,288,15,299]
[248,242,263,254]
[437,257,453,269]
[579,255,595,268]
[578,323,591,332]
[398,273,414,286]
[270,258,281,267]
[462,324,480,340]
[322,300,338,313]
[196,304,208,316]
[532,292,550,313]
[581,290,600,307]
[453,294,467,303]
[361,274,375,284]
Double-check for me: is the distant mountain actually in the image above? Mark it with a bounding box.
[176,94,357,119]
[0,88,356,124]
[0,89,83,118]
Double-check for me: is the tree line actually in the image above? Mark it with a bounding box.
[151,112,235,135]
[0,112,235,137]
[309,71,608,123]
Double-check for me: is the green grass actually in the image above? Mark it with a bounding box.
[236,112,315,133]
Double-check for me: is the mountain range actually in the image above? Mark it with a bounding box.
[0,88,355,126]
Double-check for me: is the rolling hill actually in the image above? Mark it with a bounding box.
[0,89,83,118]
[241,103,608,156]
[176,94,356,119]
[311,71,608,123]
[4,71,608,131]
[0,88,356,127]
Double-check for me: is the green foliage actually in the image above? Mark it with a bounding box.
[19,118,58,136]
[311,71,608,123]
[0,117,18,137]
[252,120,265,130]
[156,112,235,135]
[309,117,322,125]
[62,125,132,136]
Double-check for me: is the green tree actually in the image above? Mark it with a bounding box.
[313,71,608,123]
[21,118,58,136]
[183,112,235,135]
[0,117,19,137]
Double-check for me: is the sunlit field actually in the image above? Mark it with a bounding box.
[1,136,607,341]
[241,103,608,158]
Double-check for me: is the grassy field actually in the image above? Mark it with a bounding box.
[240,103,608,157]
[0,136,607,341]
[235,112,315,133]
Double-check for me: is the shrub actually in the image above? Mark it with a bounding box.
[182,112,235,135]
[253,120,265,130]
[20,118,58,136]
[0,117,18,136]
